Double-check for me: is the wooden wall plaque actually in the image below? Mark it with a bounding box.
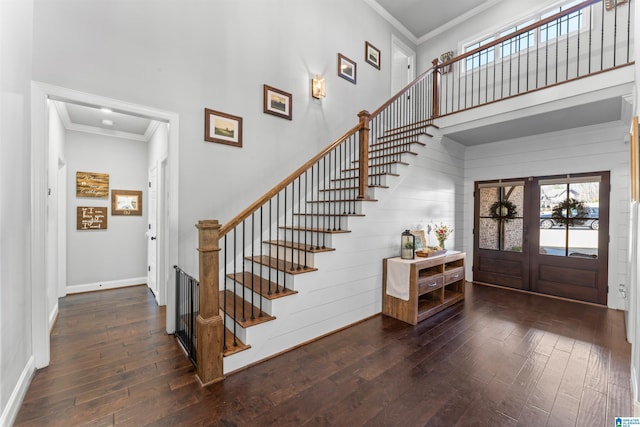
[77,206,108,230]
[77,171,109,198]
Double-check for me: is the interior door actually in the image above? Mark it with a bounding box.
[473,172,609,305]
[147,166,158,298]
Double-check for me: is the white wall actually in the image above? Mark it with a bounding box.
[65,131,148,291]
[32,0,405,276]
[464,121,630,310]
[0,0,35,424]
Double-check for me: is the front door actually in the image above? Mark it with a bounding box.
[473,172,609,305]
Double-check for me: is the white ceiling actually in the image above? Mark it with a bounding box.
[53,101,158,142]
[366,0,499,42]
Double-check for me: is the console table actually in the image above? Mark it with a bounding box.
[382,251,465,325]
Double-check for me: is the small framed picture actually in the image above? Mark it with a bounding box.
[365,42,381,70]
[111,190,142,216]
[411,230,426,251]
[337,53,357,84]
[263,84,292,120]
[204,108,243,148]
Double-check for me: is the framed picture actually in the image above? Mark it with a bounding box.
[77,206,108,230]
[204,108,243,148]
[337,53,357,84]
[76,171,109,198]
[411,230,427,251]
[263,84,292,120]
[111,190,142,216]
[365,42,381,70]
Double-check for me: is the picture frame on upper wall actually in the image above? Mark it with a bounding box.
[605,0,628,11]
[631,116,639,202]
[365,42,381,70]
[338,53,357,84]
[111,189,143,216]
[263,84,292,120]
[76,171,109,198]
[204,108,243,148]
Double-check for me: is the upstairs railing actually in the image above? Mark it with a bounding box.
[192,0,633,385]
[433,0,633,116]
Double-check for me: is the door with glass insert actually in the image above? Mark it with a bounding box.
[473,172,609,305]
[473,181,528,290]
[530,173,609,304]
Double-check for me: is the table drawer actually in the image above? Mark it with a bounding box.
[418,275,444,295]
[444,267,464,284]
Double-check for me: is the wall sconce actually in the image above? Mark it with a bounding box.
[311,75,326,99]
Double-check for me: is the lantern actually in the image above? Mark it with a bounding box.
[401,229,415,259]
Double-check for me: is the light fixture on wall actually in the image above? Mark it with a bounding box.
[311,75,326,99]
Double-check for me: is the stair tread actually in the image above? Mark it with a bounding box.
[343,161,408,172]
[377,131,433,142]
[352,151,417,163]
[332,172,399,182]
[219,289,275,327]
[227,272,298,299]
[263,240,335,253]
[249,255,318,274]
[382,120,437,136]
[320,184,388,191]
[293,212,365,217]
[223,328,251,357]
[280,225,352,234]
[370,140,426,150]
[306,198,377,203]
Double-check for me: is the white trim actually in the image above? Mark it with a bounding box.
[363,0,417,44]
[49,302,58,332]
[66,277,148,294]
[31,82,180,360]
[0,356,35,427]
[144,120,161,141]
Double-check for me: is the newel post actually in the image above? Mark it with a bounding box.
[195,219,224,385]
[357,110,370,200]
[431,58,440,118]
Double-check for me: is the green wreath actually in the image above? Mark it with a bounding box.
[490,200,518,222]
[551,198,588,227]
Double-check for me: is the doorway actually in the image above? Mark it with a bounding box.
[391,35,416,96]
[31,82,180,368]
[473,172,610,305]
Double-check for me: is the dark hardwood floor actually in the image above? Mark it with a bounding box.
[15,283,632,426]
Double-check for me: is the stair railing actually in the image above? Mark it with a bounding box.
[193,0,632,386]
[433,0,633,117]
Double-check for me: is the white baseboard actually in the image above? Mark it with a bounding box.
[0,356,35,427]
[49,302,58,332]
[66,277,146,294]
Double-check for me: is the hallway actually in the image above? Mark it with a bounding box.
[14,283,632,426]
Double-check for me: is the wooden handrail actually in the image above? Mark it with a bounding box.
[219,122,363,237]
[370,65,436,120]
[437,0,600,70]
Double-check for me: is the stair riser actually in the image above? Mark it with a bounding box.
[320,187,378,199]
[304,202,362,215]
[223,279,276,315]
[281,229,335,247]
[353,154,411,165]
[263,245,316,268]
[243,260,301,289]
[292,215,349,231]
[340,163,401,175]
[333,175,392,187]
[222,313,248,344]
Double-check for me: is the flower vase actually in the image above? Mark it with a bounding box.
[437,238,446,250]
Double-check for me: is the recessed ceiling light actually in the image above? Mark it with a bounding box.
[101,119,114,126]
[101,108,113,113]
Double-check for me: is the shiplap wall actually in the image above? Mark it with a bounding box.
[225,131,466,372]
[464,121,630,309]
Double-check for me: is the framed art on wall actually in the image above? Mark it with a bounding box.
[365,42,380,69]
[77,206,108,230]
[76,171,109,198]
[263,84,292,120]
[111,189,142,216]
[204,108,243,147]
[337,53,357,84]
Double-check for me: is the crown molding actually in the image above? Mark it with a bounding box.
[417,0,502,44]
[363,0,417,45]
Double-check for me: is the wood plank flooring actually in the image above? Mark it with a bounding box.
[15,283,632,426]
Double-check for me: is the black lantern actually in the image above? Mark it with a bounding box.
[401,229,415,259]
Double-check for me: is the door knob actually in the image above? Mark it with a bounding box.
[151,236,157,241]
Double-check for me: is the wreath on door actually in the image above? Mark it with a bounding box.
[551,198,588,227]
[489,199,518,222]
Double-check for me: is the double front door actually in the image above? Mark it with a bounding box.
[473,172,609,305]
